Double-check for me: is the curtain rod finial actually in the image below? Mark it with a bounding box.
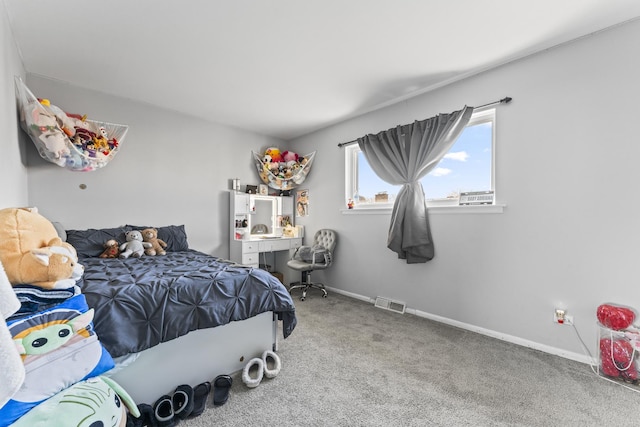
[502,97,512,104]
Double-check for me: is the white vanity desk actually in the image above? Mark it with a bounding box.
[229,192,302,273]
[238,237,302,268]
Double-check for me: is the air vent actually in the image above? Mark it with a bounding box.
[374,296,406,314]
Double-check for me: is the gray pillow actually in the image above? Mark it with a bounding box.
[51,222,67,242]
[66,227,131,257]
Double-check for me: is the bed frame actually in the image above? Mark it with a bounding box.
[106,311,278,405]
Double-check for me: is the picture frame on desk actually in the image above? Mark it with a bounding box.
[259,184,268,195]
[245,185,258,194]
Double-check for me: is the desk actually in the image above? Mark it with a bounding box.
[230,237,302,269]
[228,192,301,283]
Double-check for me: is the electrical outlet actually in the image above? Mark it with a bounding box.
[554,308,573,325]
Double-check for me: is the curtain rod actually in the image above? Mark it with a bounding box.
[337,96,512,148]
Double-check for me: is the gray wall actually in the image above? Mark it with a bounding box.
[23,76,284,256]
[0,3,28,207]
[290,19,640,362]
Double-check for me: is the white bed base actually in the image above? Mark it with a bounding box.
[106,311,278,405]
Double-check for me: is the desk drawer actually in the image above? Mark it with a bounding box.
[259,239,290,252]
[242,241,259,253]
[242,252,259,266]
[291,239,302,249]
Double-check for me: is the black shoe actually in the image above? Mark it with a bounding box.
[172,384,194,419]
[189,381,211,418]
[213,375,233,407]
[153,395,177,427]
[128,403,156,427]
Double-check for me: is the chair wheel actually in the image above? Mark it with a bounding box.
[300,297,305,301]
[322,294,328,298]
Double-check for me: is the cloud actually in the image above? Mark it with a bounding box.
[430,167,452,177]
[444,151,468,161]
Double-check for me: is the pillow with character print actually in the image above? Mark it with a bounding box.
[0,294,114,427]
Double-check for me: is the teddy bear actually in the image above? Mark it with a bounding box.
[0,207,84,289]
[119,231,151,259]
[141,228,167,256]
[99,239,120,258]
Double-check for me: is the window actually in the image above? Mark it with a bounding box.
[345,108,495,208]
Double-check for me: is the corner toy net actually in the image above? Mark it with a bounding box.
[15,77,129,172]
[252,150,315,191]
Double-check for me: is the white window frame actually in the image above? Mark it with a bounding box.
[344,108,503,213]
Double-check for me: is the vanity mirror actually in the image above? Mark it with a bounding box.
[251,196,275,236]
[231,193,294,241]
[229,192,301,270]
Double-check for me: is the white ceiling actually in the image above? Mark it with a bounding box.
[4,1,640,140]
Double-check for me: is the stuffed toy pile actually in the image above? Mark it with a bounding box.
[15,77,128,172]
[0,207,142,427]
[253,147,315,190]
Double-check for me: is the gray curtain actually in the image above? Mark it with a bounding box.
[357,106,474,263]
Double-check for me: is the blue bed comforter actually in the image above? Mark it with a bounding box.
[77,250,296,358]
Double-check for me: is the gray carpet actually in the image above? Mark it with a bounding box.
[181,292,639,426]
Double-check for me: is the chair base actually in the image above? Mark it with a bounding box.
[288,271,327,301]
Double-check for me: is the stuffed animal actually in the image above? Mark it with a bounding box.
[10,376,139,427]
[0,207,83,289]
[15,244,83,289]
[99,239,121,258]
[119,230,151,259]
[39,99,76,138]
[141,228,167,256]
[282,150,299,163]
[264,147,283,163]
[22,99,70,164]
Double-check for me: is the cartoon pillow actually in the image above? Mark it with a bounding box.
[10,376,139,427]
[0,294,115,427]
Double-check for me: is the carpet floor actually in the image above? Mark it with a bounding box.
[180,292,639,427]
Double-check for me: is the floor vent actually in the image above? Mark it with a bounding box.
[374,296,406,314]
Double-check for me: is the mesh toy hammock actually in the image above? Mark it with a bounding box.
[15,77,129,172]
[252,150,315,191]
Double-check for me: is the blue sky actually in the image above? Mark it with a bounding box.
[357,123,492,200]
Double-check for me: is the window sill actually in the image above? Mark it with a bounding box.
[341,204,506,215]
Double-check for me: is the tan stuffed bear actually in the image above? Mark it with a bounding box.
[0,207,83,289]
[141,228,167,256]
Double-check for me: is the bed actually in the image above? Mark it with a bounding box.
[65,224,297,404]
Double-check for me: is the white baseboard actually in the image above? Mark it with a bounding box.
[325,286,596,366]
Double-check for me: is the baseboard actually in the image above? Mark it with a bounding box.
[325,286,595,366]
